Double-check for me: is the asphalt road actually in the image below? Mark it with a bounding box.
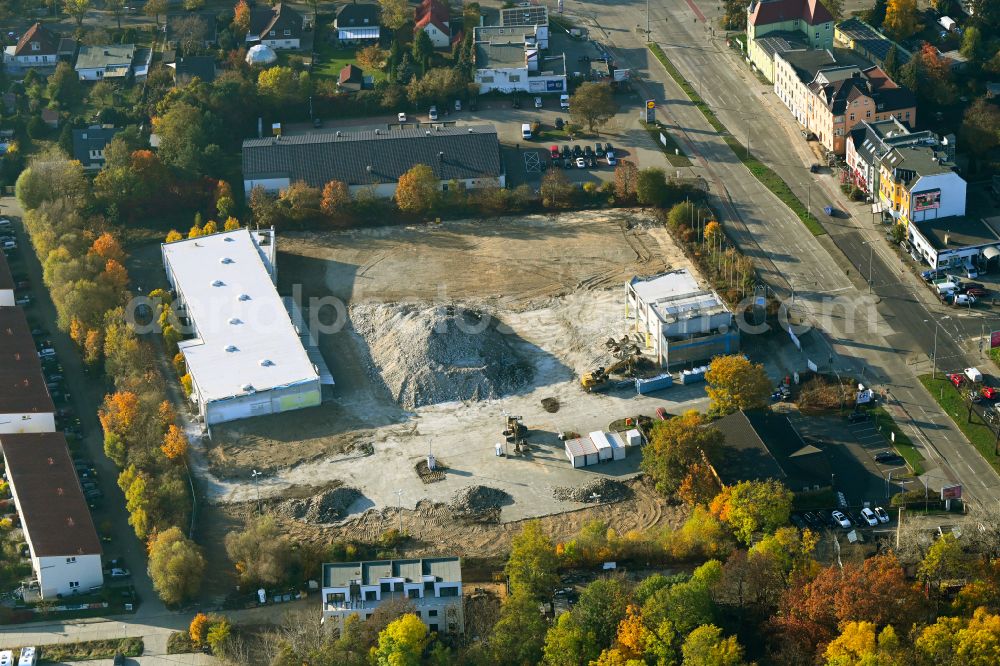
[565,0,1000,506]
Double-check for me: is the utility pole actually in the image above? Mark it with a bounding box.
[251,469,263,516]
[395,488,404,534]
[868,243,874,294]
[646,0,650,41]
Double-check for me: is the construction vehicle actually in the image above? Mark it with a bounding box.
[581,355,639,392]
[502,413,528,454]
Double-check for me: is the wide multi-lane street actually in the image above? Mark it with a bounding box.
[567,0,1000,506]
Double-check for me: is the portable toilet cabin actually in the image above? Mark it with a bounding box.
[607,432,627,460]
[590,431,613,461]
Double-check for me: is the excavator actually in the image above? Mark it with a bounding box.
[503,414,528,454]
[581,355,639,393]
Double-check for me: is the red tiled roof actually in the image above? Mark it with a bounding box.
[14,22,59,57]
[749,0,833,27]
[415,0,450,34]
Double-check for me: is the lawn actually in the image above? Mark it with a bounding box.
[870,406,925,475]
[640,120,692,167]
[312,45,359,80]
[18,637,142,662]
[919,374,1000,476]
[646,43,825,236]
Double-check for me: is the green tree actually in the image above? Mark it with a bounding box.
[865,0,888,27]
[641,411,723,496]
[378,0,409,30]
[144,0,168,25]
[704,354,771,415]
[257,66,302,106]
[224,515,294,587]
[63,0,90,27]
[575,577,631,650]
[710,479,792,545]
[961,25,984,61]
[46,62,82,108]
[919,532,977,609]
[569,82,618,133]
[412,30,434,73]
[148,526,205,605]
[488,591,548,666]
[543,611,599,666]
[395,164,439,214]
[643,562,719,636]
[505,520,559,599]
[681,624,745,666]
[960,98,1000,157]
[372,613,428,666]
[152,101,218,175]
[636,167,670,207]
[883,44,900,80]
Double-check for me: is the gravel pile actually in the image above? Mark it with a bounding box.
[351,303,534,409]
[448,485,512,518]
[275,487,362,524]
[553,478,632,504]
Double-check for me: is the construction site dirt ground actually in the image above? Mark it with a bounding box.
[190,209,720,524]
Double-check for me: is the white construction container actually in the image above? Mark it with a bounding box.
[625,428,643,447]
[607,432,627,460]
[590,430,613,461]
[565,436,600,467]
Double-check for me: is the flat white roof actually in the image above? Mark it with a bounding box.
[629,269,730,324]
[162,229,318,403]
[629,269,699,303]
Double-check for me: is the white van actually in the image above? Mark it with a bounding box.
[0,650,13,666]
[521,123,532,140]
[560,94,570,109]
[17,647,36,666]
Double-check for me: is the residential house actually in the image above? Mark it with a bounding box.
[2,23,60,72]
[75,44,137,81]
[41,108,59,129]
[248,2,303,49]
[165,13,219,51]
[72,125,120,170]
[834,17,911,70]
[709,409,833,491]
[338,63,364,92]
[169,56,217,85]
[845,117,952,199]
[334,3,380,44]
[474,39,566,93]
[879,144,966,227]
[322,558,463,633]
[0,432,103,599]
[474,24,549,50]
[747,0,834,82]
[415,0,450,48]
[0,306,56,434]
[242,125,505,197]
[773,48,916,155]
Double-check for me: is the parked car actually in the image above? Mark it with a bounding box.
[84,488,103,500]
[874,451,903,464]
[572,145,582,157]
[831,510,851,528]
[948,372,964,387]
[922,268,944,282]
[809,163,820,173]
[604,143,614,154]
[0,650,12,666]
[873,506,891,523]
[110,567,130,578]
[550,145,560,159]
[454,99,462,111]
[586,156,596,168]
[578,54,591,62]
[312,117,322,128]
[429,105,438,121]
[561,145,570,157]
[846,410,867,423]
[2,239,17,250]
[575,157,586,168]
[606,151,617,166]
[954,294,976,306]
[554,117,565,130]
[563,157,573,169]
[0,218,10,228]
[584,145,593,157]
[397,112,407,122]
[983,386,999,400]
[534,96,543,108]
[860,507,879,526]
[113,653,125,666]
[965,287,989,298]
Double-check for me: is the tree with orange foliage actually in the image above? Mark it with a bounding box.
[90,232,126,264]
[321,179,351,216]
[395,164,438,215]
[189,612,210,646]
[157,401,177,431]
[99,391,141,439]
[640,410,723,496]
[614,604,646,659]
[100,259,130,292]
[161,425,189,461]
[83,328,103,367]
[69,316,86,345]
[233,0,250,36]
[677,461,721,507]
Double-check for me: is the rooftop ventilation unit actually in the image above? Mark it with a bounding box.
[212,279,225,287]
[229,317,242,325]
[224,237,235,242]
[238,293,251,301]
[225,344,238,352]
[242,383,254,392]
[220,257,234,264]
[259,359,274,367]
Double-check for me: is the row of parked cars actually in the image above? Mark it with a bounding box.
[791,507,892,531]
[549,142,616,169]
[923,269,989,306]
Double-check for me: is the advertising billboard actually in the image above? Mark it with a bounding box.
[941,484,963,500]
[992,330,1000,349]
[913,189,941,212]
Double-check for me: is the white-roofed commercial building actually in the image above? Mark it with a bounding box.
[161,228,321,426]
[626,269,739,368]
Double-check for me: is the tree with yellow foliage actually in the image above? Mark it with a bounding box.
[188,223,203,238]
[202,220,218,235]
[165,229,183,243]
[372,613,428,666]
[681,624,745,666]
[704,354,771,416]
[883,0,919,41]
[640,411,723,496]
[395,164,439,215]
[223,217,240,231]
[677,461,721,507]
[710,479,792,545]
[824,621,906,666]
[83,328,103,367]
[100,258,129,292]
[161,425,189,461]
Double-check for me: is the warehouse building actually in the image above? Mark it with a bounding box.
[1,432,103,598]
[0,306,55,434]
[626,270,738,368]
[161,229,322,426]
[322,557,463,633]
[242,126,505,197]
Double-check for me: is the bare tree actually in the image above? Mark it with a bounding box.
[172,14,208,55]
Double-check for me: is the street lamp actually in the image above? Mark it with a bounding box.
[251,469,263,515]
[924,316,951,379]
[861,240,874,294]
[394,489,404,535]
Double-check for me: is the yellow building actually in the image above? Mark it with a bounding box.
[747,0,835,82]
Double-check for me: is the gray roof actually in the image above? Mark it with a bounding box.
[173,56,216,83]
[500,4,547,26]
[476,41,527,68]
[755,31,805,58]
[75,44,135,71]
[335,3,380,27]
[916,216,1000,251]
[242,125,503,187]
[836,17,911,65]
[72,126,119,166]
[323,557,462,588]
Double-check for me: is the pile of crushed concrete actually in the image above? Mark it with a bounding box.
[274,486,362,524]
[553,478,632,504]
[351,303,534,409]
[448,485,512,519]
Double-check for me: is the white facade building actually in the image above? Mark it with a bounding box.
[626,269,739,368]
[474,41,566,94]
[1,433,103,599]
[0,306,56,434]
[161,229,322,426]
[322,558,463,634]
